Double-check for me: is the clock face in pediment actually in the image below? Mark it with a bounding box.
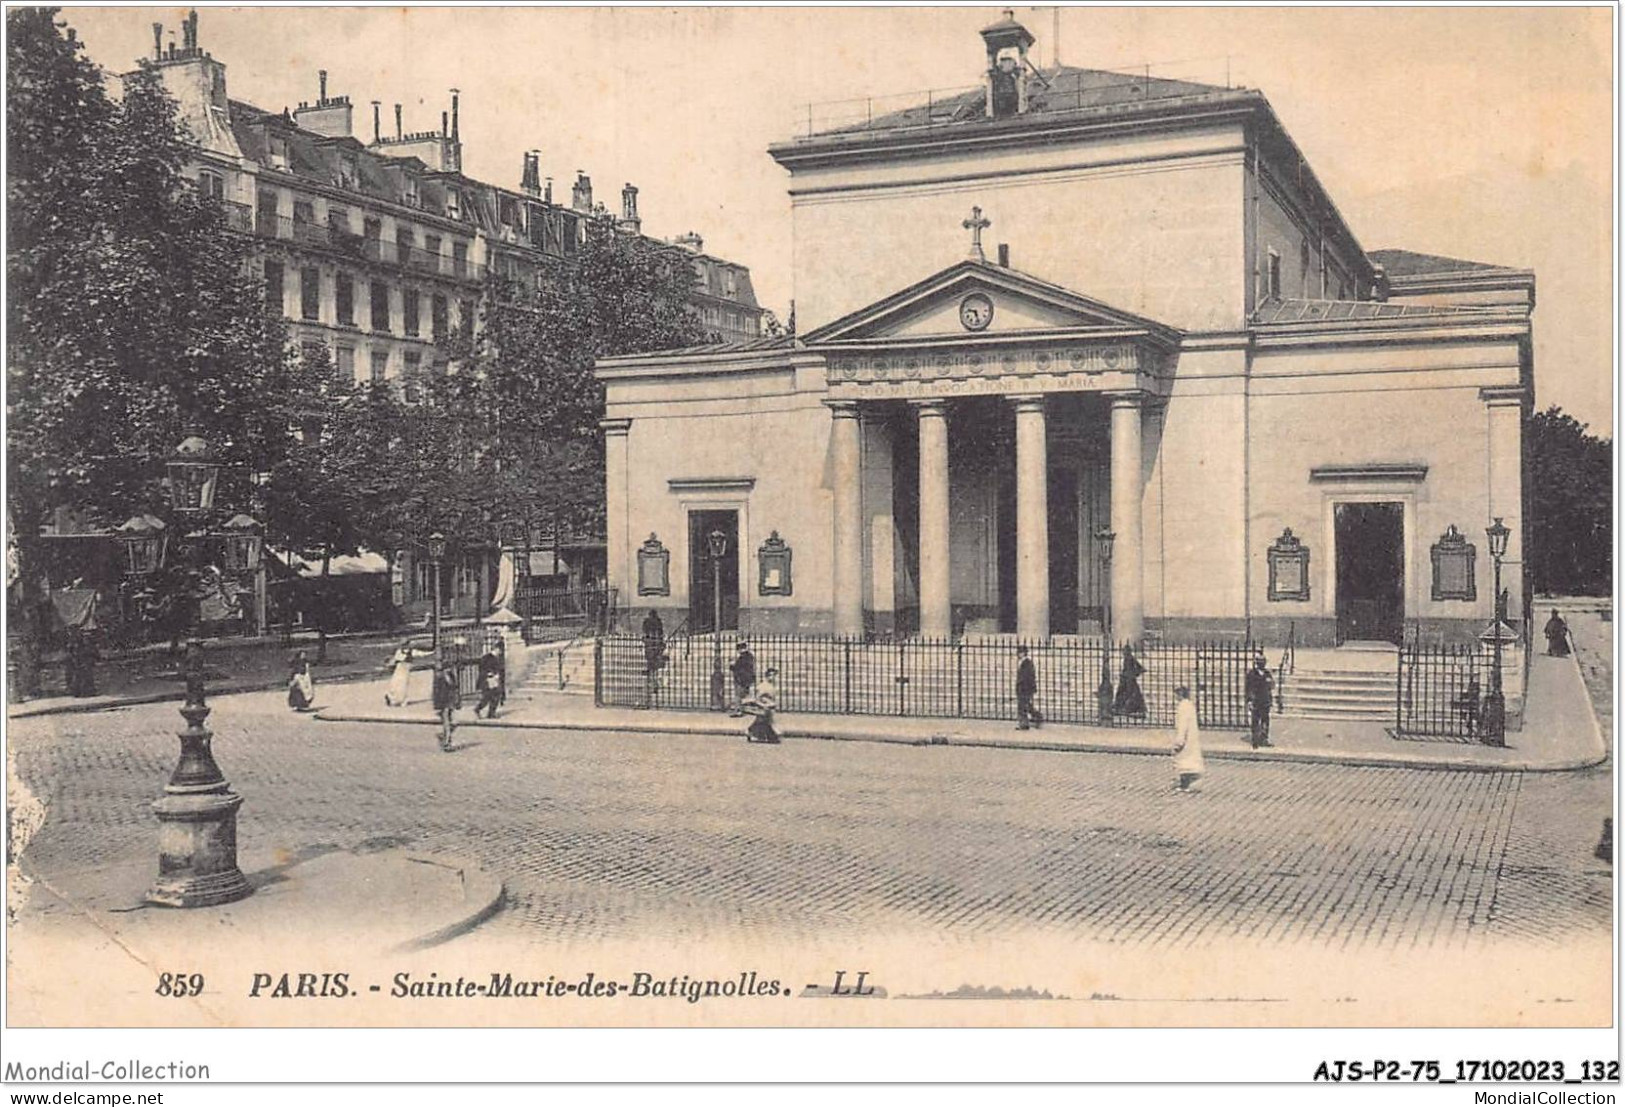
[958,293,994,332]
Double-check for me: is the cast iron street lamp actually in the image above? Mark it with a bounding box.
[1095,528,1116,722]
[708,527,727,711]
[146,430,252,907]
[1482,517,1511,747]
[428,531,447,654]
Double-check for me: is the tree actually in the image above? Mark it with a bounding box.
[7,9,300,541]
[1525,405,1611,596]
[374,222,707,584]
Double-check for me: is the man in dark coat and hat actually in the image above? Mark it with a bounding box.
[1015,646,1043,730]
[1245,653,1274,748]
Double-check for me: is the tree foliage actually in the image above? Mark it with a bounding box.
[350,222,707,563]
[7,8,301,540]
[1526,405,1611,596]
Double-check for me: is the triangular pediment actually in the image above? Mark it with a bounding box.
[804,260,1178,346]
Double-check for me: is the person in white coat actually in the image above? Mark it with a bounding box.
[1171,684,1204,793]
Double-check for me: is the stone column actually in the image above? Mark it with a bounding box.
[600,418,632,625]
[828,401,864,637]
[1109,392,1145,646]
[1011,394,1050,640]
[1482,386,1526,623]
[913,400,952,638]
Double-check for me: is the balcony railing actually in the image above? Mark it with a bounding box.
[253,215,484,281]
[219,200,254,232]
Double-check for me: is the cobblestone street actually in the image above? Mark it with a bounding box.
[9,682,1610,955]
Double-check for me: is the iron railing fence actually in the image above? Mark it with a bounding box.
[1395,634,1484,741]
[597,633,1258,729]
[518,584,616,645]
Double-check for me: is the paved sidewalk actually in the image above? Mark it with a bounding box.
[315,649,1605,772]
[8,634,403,719]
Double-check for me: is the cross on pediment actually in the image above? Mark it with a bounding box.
[962,206,991,262]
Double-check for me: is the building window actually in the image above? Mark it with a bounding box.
[328,206,349,234]
[256,189,279,234]
[459,298,474,339]
[432,294,448,341]
[446,190,462,220]
[404,290,421,337]
[453,241,469,279]
[300,266,320,321]
[335,345,355,387]
[364,216,381,241]
[197,170,224,201]
[370,282,390,332]
[293,198,315,225]
[300,340,326,368]
[424,234,441,264]
[335,272,354,326]
[369,349,388,383]
[263,260,284,314]
[1266,249,1282,301]
[396,226,414,264]
[561,213,578,256]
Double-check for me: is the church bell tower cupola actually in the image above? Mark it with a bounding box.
[980,8,1036,119]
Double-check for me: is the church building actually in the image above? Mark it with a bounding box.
[597,11,1533,649]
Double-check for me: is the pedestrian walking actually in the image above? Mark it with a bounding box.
[1015,645,1043,730]
[641,609,666,707]
[474,646,504,719]
[1544,610,1573,657]
[1245,653,1274,748]
[1454,674,1481,739]
[729,640,756,717]
[432,656,461,750]
[1112,645,1146,718]
[1171,684,1204,793]
[744,666,781,743]
[384,640,418,706]
[286,651,315,712]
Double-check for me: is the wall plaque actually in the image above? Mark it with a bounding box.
[757,531,793,596]
[1430,524,1477,601]
[636,533,670,597]
[1267,528,1311,602]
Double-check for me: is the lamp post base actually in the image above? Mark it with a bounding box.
[147,789,252,907]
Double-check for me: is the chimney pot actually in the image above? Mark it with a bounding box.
[394,103,402,141]
[319,70,328,102]
[450,88,460,141]
[997,243,1010,267]
[152,22,163,60]
[371,101,381,144]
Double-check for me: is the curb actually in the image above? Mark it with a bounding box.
[16,848,506,956]
[312,706,1605,773]
[391,853,506,953]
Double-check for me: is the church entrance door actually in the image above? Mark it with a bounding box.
[1334,502,1404,644]
[688,510,739,633]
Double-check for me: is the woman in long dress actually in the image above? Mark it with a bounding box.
[1113,645,1146,717]
[1543,611,1572,657]
[385,641,417,706]
[287,652,315,712]
[1171,684,1203,793]
[745,667,781,744]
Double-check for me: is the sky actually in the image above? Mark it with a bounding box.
[57,5,1616,434]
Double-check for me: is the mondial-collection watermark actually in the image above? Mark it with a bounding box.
[3,1061,210,1082]
[1473,1095,1616,1105]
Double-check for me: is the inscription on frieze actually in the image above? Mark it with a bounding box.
[829,344,1141,386]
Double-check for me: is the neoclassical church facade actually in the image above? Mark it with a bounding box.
[598,12,1533,647]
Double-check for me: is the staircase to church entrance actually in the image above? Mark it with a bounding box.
[1280,644,1397,723]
